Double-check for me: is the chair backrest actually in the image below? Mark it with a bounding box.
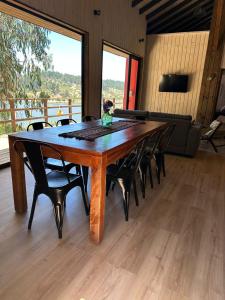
[27,121,53,131]
[158,123,176,152]
[82,115,97,122]
[145,128,165,156]
[131,137,149,172]
[56,118,76,126]
[14,140,66,189]
[202,120,221,139]
[117,136,149,176]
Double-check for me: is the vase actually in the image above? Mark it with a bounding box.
[101,112,112,127]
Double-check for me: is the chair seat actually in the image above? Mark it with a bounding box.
[47,171,80,188]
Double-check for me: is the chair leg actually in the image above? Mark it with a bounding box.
[118,181,130,221]
[148,160,154,188]
[155,154,161,184]
[209,139,218,153]
[106,177,111,196]
[112,181,116,191]
[28,187,39,230]
[82,166,89,192]
[80,181,90,216]
[122,190,130,221]
[76,165,82,175]
[53,203,64,239]
[139,166,147,198]
[133,178,139,206]
[162,154,166,177]
[142,170,147,198]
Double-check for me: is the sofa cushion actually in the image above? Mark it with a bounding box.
[113,109,148,120]
[148,112,192,121]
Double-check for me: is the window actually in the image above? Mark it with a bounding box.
[101,43,141,114]
[0,2,84,165]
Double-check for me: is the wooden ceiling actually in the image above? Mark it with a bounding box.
[132,0,215,34]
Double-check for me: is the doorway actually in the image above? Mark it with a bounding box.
[101,43,141,113]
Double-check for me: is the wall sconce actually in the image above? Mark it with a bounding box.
[207,73,217,81]
[93,10,101,16]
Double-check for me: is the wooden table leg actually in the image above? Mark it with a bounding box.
[8,136,27,213]
[89,156,106,244]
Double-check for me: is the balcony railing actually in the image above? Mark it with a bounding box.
[0,98,82,133]
[0,97,123,166]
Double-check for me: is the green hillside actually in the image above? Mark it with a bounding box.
[28,71,125,103]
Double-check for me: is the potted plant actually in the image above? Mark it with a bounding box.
[102,99,114,127]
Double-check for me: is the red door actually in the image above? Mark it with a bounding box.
[123,56,140,110]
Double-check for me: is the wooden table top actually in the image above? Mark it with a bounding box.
[9,118,166,156]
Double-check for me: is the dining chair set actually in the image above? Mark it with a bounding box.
[106,123,175,221]
[13,116,175,238]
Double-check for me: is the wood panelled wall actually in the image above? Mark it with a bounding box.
[8,0,146,117]
[142,32,209,119]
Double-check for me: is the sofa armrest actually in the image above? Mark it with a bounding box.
[185,125,201,157]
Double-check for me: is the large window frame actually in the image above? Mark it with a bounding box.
[101,41,142,114]
[0,0,88,119]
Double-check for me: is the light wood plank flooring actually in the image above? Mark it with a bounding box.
[0,150,224,300]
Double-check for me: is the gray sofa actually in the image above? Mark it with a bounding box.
[113,109,201,157]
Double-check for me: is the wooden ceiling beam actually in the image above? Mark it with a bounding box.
[131,0,145,7]
[197,0,225,124]
[147,0,195,24]
[182,14,212,31]
[163,4,213,33]
[139,0,162,14]
[147,0,206,32]
[146,0,182,20]
[148,0,212,33]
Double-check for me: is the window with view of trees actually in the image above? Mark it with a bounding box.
[0,10,83,137]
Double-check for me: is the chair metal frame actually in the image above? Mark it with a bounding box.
[106,136,149,221]
[14,140,89,238]
[56,118,77,126]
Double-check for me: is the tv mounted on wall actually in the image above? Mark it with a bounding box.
[159,74,188,93]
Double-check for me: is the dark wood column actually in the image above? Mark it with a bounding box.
[196,0,225,124]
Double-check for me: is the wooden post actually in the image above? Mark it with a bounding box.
[196,0,225,124]
[9,99,16,132]
[43,99,48,124]
[68,99,72,119]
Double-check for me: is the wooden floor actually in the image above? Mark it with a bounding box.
[0,150,224,300]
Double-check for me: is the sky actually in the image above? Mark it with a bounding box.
[49,31,126,82]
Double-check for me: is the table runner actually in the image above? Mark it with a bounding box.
[59,120,144,141]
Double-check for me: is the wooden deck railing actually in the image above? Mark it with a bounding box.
[0,98,81,132]
[0,97,124,133]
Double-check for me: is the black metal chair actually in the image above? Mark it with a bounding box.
[154,123,176,183]
[106,137,148,221]
[201,120,222,152]
[139,129,164,198]
[56,119,88,191]
[14,140,89,238]
[27,121,80,174]
[27,121,53,131]
[82,115,97,122]
[56,118,76,126]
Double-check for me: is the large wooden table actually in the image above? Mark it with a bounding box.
[8,118,166,244]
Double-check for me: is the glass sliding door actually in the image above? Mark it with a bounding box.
[101,43,141,113]
[102,45,128,112]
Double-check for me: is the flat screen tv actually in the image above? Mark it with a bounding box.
[159,74,188,93]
